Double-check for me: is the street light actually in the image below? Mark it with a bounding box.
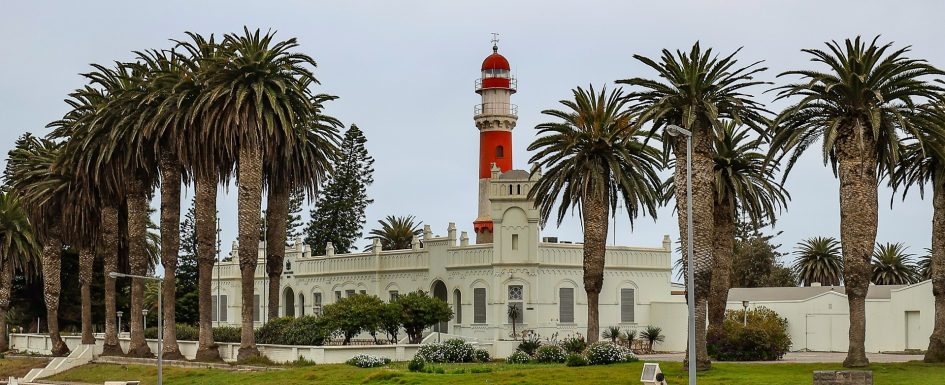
[110,272,164,385]
[142,309,149,330]
[666,124,695,385]
[117,311,123,334]
[742,301,750,326]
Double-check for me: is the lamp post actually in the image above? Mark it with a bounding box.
[117,311,123,334]
[111,272,163,385]
[742,301,749,326]
[142,309,149,330]
[667,124,695,385]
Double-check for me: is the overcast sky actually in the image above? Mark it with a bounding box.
[2,1,944,273]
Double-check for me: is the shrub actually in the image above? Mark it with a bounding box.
[564,353,587,367]
[321,294,386,345]
[255,317,295,345]
[516,333,541,356]
[534,345,566,363]
[416,339,475,363]
[469,367,493,373]
[640,326,665,353]
[559,334,587,354]
[624,351,639,362]
[408,355,426,372]
[473,348,491,363]
[212,326,241,343]
[397,290,453,344]
[346,354,391,368]
[283,316,329,346]
[144,324,199,341]
[585,341,631,365]
[707,306,791,361]
[602,326,622,343]
[506,350,531,364]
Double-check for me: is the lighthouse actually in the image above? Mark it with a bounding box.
[473,36,518,244]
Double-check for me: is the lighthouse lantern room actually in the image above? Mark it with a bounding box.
[473,35,518,244]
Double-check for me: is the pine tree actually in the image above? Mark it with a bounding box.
[305,125,374,255]
[286,189,305,242]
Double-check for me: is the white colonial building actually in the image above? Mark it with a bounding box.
[209,41,689,351]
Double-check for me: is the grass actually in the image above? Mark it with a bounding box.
[0,357,51,378]
[42,360,945,385]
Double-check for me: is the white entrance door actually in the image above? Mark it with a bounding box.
[906,311,921,350]
[806,314,849,352]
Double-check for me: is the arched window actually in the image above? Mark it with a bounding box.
[298,293,306,316]
[496,145,504,158]
[453,289,462,324]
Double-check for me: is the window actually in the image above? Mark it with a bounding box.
[212,295,227,322]
[453,290,462,324]
[389,290,400,302]
[298,293,305,316]
[335,291,342,301]
[496,145,504,158]
[474,288,487,324]
[253,294,261,322]
[517,184,521,195]
[508,285,523,323]
[620,288,635,323]
[285,260,292,271]
[345,289,355,297]
[360,290,367,295]
[511,234,519,250]
[559,288,574,323]
[313,292,323,315]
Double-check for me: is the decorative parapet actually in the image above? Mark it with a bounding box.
[537,244,670,270]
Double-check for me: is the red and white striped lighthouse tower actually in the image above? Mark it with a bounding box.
[473,35,518,244]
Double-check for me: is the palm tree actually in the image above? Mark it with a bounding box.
[527,85,663,344]
[871,243,919,285]
[640,326,665,353]
[618,42,770,370]
[891,103,945,361]
[199,28,322,360]
[0,191,41,351]
[769,36,944,367]
[793,237,844,286]
[3,134,71,356]
[264,91,341,321]
[364,215,423,251]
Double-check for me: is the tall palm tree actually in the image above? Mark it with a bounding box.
[3,134,71,356]
[528,85,663,344]
[364,215,423,251]
[871,243,919,285]
[264,91,341,320]
[198,28,321,360]
[793,237,844,286]
[618,42,770,370]
[171,31,228,362]
[891,103,945,362]
[769,36,944,367]
[0,191,41,351]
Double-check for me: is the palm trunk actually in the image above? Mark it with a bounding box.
[79,247,94,345]
[194,172,221,362]
[836,127,877,368]
[101,205,123,356]
[674,122,714,371]
[925,179,945,362]
[266,183,289,320]
[127,175,153,358]
[158,153,184,360]
[41,224,69,356]
[708,197,735,327]
[0,256,13,351]
[237,145,263,361]
[582,187,608,344]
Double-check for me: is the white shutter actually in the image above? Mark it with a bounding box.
[474,288,486,324]
[620,288,635,323]
[211,296,218,322]
[220,295,228,322]
[559,288,574,323]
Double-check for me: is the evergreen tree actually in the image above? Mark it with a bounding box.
[730,219,797,288]
[286,189,305,242]
[305,125,374,255]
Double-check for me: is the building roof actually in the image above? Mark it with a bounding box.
[482,50,510,71]
[497,169,530,180]
[727,285,907,302]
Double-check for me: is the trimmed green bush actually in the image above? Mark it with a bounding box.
[408,355,426,372]
[255,317,295,345]
[506,350,531,364]
[534,344,566,363]
[564,353,587,367]
[212,326,241,343]
[473,348,491,362]
[707,306,792,361]
[143,324,198,341]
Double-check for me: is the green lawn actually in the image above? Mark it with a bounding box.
[46,360,945,385]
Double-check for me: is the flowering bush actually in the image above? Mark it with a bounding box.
[474,348,491,362]
[506,350,531,364]
[407,355,425,372]
[416,339,475,363]
[346,354,391,368]
[585,341,632,365]
[534,344,567,363]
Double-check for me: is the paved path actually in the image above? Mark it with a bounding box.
[639,352,926,363]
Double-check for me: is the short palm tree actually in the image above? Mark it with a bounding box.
[891,103,945,361]
[793,237,844,286]
[640,326,665,353]
[871,243,919,285]
[619,42,770,370]
[528,85,663,344]
[199,28,322,360]
[364,215,423,251]
[769,36,945,367]
[0,191,41,351]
